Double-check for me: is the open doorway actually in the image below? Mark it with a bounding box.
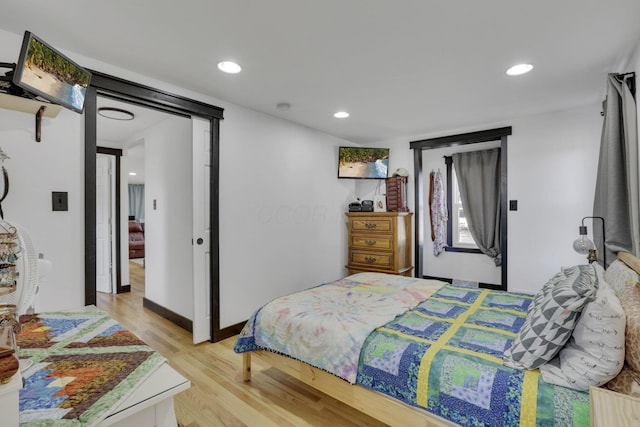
[94,94,207,343]
[84,71,224,342]
[95,97,169,300]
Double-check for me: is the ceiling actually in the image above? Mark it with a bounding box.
[1,1,640,144]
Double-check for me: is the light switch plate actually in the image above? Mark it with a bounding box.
[52,191,68,211]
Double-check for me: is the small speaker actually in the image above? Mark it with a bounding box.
[361,200,374,212]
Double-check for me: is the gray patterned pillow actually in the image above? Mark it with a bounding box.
[503,265,598,370]
[539,264,625,390]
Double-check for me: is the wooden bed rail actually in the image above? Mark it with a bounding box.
[242,350,454,427]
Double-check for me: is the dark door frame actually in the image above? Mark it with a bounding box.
[84,71,226,341]
[96,147,125,294]
[410,126,511,291]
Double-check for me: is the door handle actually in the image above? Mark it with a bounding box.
[196,238,204,245]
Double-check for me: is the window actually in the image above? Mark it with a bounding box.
[451,166,478,248]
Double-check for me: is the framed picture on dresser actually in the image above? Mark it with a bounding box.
[373,195,386,212]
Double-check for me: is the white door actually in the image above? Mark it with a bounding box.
[192,117,211,343]
[96,154,114,294]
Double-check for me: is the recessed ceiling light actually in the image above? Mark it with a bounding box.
[129,172,137,176]
[217,61,242,74]
[98,107,135,120]
[334,111,350,119]
[506,63,534,76]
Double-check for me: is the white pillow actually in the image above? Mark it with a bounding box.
[540,264,625,391]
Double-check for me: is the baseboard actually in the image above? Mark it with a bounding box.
[217,321,245,342]
[118,285,131,293]
[143,297,193,333]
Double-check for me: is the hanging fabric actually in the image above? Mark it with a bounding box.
[428,171,435,240]
[453,148,502,266]
[593,72,639,264]
[128,184,145,221]
[431,169,447,255]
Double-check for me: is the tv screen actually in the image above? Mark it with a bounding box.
[12,31,92,113]
[338,146,390,179]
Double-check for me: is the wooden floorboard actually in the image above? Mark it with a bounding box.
[97,261,388,427]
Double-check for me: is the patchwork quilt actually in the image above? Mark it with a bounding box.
[16,308,166,427]
[236,274,591,426]
[357,284,589,426]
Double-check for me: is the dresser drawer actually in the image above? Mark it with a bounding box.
[350,217,392,233]
[350,251,393,269]
[351,234,393,251]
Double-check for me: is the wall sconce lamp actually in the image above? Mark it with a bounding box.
[572,216,606,266]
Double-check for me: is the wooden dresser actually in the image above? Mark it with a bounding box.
[346,212,413,277]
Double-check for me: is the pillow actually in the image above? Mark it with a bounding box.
[618,251,640,275]
[539,264,625,390]
[503,265,597,370]
[618,283,640,372]
[606,364,640,397]
[604,258,640,296]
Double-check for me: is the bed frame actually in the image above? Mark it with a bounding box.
[242,350,455,427]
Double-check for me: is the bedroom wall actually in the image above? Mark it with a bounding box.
[0,28,356,328]
[361,103,602,295]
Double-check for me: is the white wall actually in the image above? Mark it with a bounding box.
[507,104,603,293]
[0,105,85,310]
[367,104,602,295]
[219,106,356,327]
[0,28,357,328]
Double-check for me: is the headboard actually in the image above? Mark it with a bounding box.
[605,251,640,396]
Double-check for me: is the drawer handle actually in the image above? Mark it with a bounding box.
[365,240,377,246]
[364,223,377,229]
[364,256,377,263]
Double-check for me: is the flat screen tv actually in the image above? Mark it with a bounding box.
[12,31,92,113]
[338,146,390,179]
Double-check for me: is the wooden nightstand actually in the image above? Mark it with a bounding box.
[590,386,640,426]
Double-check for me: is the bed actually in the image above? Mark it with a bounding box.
[235,254,640,426]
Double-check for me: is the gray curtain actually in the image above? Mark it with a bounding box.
[128,184,145,221]
[593,73,639,266]
[453,148,502,265]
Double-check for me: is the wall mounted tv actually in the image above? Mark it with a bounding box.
[12,31,92,113]
[338,146,390,179]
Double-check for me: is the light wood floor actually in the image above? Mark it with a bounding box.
[96,261,387,427]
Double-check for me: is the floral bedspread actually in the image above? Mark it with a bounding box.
[234,272,445,383]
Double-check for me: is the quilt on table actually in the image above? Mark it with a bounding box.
[16,308,166,427]
[357,285,590,426]
[234,272,445,382]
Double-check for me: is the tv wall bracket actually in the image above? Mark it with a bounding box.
[0,62,61,142]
